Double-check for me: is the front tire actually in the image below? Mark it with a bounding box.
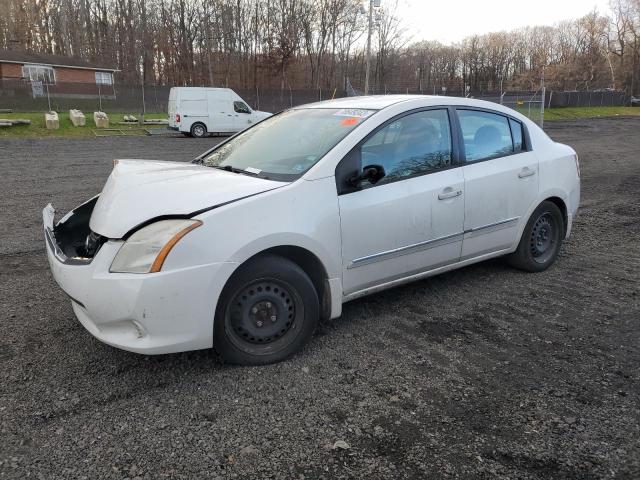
[190,122,207,138]
[507,201,564,272]
[213,254,319,365]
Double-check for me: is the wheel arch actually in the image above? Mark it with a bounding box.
[512,192,570,252]
[222,245,334,322]
[544,196,568,235]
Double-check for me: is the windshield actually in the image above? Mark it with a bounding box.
[201,108,375,181]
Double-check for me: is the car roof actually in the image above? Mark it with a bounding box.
[299,95,423,110]
[297,94,521,114]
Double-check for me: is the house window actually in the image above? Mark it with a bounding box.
[95,72,113,85]
[22,65,56,85]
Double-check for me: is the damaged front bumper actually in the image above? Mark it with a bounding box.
[44,196,104,265]
[43,202,232,355]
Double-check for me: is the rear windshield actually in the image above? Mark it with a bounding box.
[201,108,375,181]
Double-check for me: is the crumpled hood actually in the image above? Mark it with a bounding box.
[90,159,285,238]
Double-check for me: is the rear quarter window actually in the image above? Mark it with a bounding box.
[510,118,524,152]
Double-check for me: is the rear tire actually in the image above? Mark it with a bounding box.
[213,254,319,365]
[190,122,207,138]
[507,201,564,272]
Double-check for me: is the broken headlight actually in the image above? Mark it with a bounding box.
[83,231,103,257]
[110,219,202,274]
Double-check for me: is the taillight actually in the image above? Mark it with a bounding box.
[175,114,181,123]
[574,154,580,178]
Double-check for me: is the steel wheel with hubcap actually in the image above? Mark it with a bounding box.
[507,200,564,272]
[214,254,319,365]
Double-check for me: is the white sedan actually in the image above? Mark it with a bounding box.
[43,95,580,365]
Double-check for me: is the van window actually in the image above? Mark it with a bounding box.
[234,101,251,114]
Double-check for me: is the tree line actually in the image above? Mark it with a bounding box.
[1,0,640,95]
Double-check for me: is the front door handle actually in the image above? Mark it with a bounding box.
[518,167,536,178]
[438,188,463,200]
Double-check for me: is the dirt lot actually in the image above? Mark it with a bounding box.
[0,119,638,479]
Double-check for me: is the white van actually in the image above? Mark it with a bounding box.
[168,87,271,137]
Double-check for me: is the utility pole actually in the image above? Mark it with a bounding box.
[540,66,546,130]
[140,55,146,119]
[205,8,214,86]
[364,0,374,95]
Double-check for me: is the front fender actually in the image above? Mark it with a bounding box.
[158,176,344,316]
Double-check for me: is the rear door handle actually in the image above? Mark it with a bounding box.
[518,168,536,178]
[438,188,463,200]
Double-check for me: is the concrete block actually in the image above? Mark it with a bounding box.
[94,111,109,128]
[0,118,30,125]
[45,111,59,130]
[69,109,86,127]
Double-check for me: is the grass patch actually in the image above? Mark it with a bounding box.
[0,111,167,138]
[2,106,638,138]
[544,106,640,121]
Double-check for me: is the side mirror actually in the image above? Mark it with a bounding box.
[349,164,386,187]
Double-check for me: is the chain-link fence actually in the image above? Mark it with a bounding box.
[0,79,341,115]
[358,83,546,127]
[0,77,630,129]
[497,90,546,128]
[0,79,121,112]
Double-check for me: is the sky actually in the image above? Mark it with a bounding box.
[394,0,612,44]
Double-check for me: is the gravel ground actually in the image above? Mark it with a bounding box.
[0,119,638,479]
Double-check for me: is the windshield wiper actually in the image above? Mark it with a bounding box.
[212,165,259,177]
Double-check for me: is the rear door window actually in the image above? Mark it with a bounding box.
[458,110,514,162]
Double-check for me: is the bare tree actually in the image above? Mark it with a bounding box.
[1,0,639,96]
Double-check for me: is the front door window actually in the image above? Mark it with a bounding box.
[360,109,453,185]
